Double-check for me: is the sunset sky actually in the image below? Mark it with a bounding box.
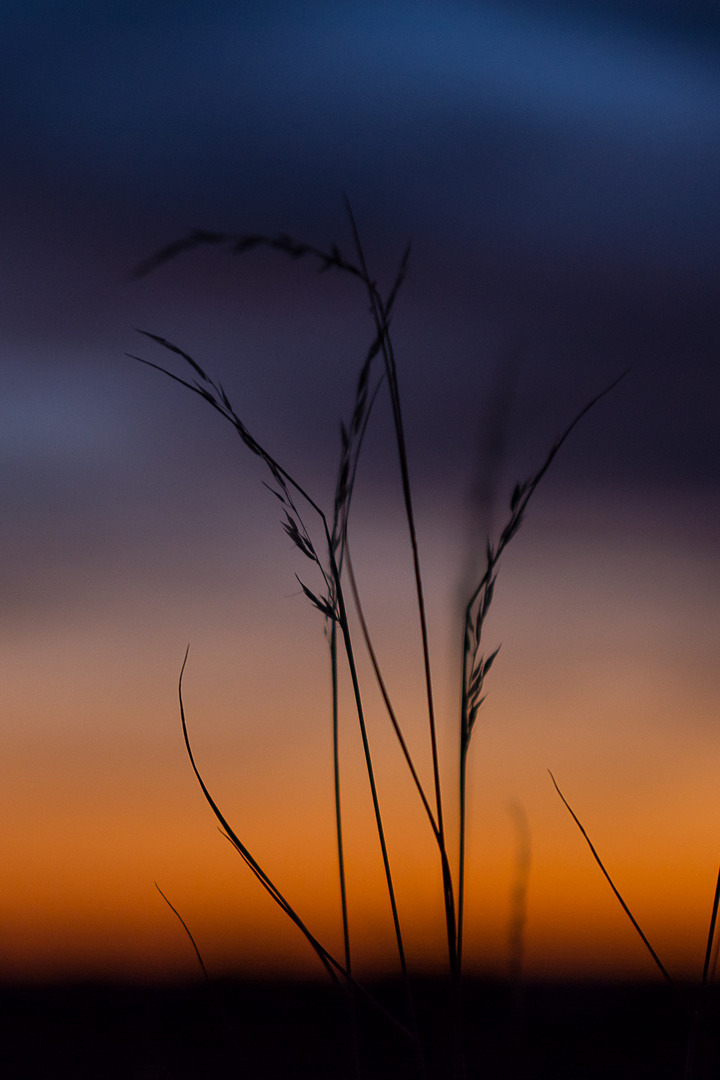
[1,0,719,986]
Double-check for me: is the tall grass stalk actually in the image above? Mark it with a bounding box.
[133,209,620,1078]
[550,773,720,1079]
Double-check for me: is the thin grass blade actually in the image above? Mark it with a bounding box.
[549,770,675,989]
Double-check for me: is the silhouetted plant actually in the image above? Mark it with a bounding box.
[133,204,627,1079]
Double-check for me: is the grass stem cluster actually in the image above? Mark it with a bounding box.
[133,207,716,1079]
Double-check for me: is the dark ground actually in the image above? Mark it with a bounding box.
[0,975,716,1079]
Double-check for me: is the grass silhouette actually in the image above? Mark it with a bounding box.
[130,205,713,1078]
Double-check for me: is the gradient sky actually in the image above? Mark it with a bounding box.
[1,0,719,985]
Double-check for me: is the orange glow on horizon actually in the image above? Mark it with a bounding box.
[2,493,719,984]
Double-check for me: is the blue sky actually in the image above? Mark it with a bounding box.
[1,0,717,460]
[1,0,718,615]
[3,1,718,258]
[0,0,717,580]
